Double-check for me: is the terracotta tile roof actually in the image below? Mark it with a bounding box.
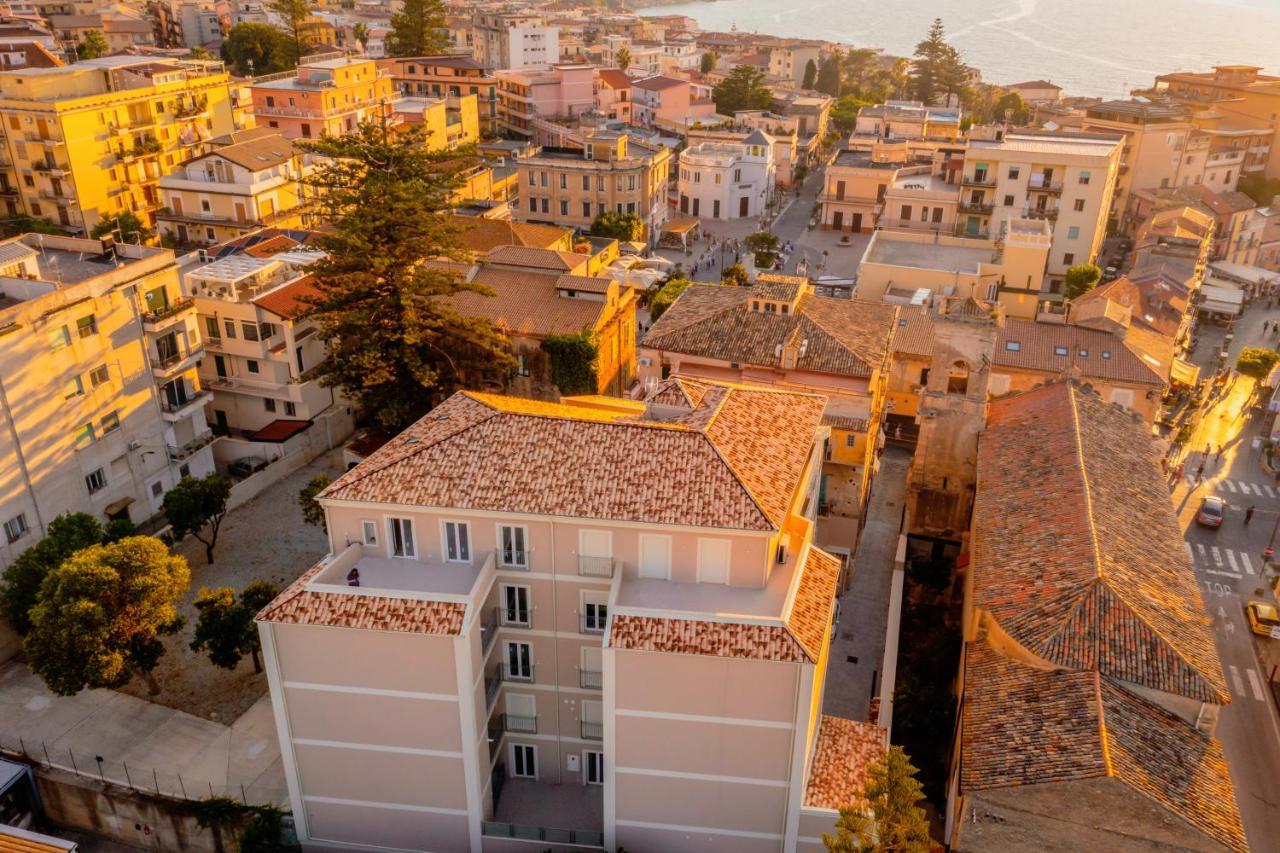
[784,546,842,660]
[452,268,609,337]
[252,274,319,319]
[257,562,466,634]
[596,68,633,89]
[482,245,589,273]
[974,382,1229,703]
[191,134,295,172]
[803,715,888,810]
[555,274,612,293]
[455,218,572,255]
[961,640,1245,851]
[321,380,827,531]
[890,306,934,358]
[631,75,686,91]
[646,376,711,409]
[243,234,303,258]
[643,284,898,379]
[822,414,868,432]
[1072,275,1187,338]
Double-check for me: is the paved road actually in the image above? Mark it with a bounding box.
[1172,307,1280,851]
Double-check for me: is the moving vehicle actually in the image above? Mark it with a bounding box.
[1196,495,1226,528]
[1244,600,1280,639]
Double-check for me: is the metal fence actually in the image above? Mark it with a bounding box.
[0,733,285,807]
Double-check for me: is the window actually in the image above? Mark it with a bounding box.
[1003,194,1015,207]
[638,533,671,579]
[1053,345,1068,356]
[48,325,70,350]
[1063,253,1075,266]
[582,201,592,217]
[1004,341,1021,352]
[558,173,566,189]
[64,375,84,399]
[505,640,533,681]
[1074,198,1086,212]
[85,468,107,494]
[73,422,95,448]
[247,360,260,374]
[241,321,260,341]
[222,319,237,339]
[560,199,568,216]
[511,743,536,778]
[1067,226,1080,240]
[846,434,856,447]
[501,585,530,626]
[259,322,276,339]
[443,520,470,562]
[499,524,527,568]
[1078,170,1091,185]
[264,398,276,413]
[1078,348,1088,358]
[77,315,97,338]
[583,600,607,633]
[1101,350,1111,360]
[285,401,296,417]
[582,175,590,190]
[526,170,536,187]
[388,517,415,557]
[151,481,163,497]
[1008,166,1020,180]
[539,171,547,187]
[540,198,548,214]
[203,316,220,339]
[100,411,120,433]
[4,513,28,544]
[89,364,110,387]
[900,205,912,221]
[361,520,377,545]
[585,750,604,785]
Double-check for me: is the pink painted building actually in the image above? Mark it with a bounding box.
[496,64,595,140]
[630,74,717,129]
[256,378,886,852]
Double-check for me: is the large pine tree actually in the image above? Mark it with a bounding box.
[386,0,451,57]
[299,122,513,431]
[910,18,948,105]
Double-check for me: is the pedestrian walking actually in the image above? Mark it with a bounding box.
[1196,461,1206,482]
[1215,445,1222,461]
[1246,505,1255,524]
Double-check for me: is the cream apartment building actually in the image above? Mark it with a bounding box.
[180,249,332,436]
[255,377,888,853]
[676,130,775,220]
[961,130,1122,289]
[514,132,671,240]
[157,132,314,247]
[0,233,214,569]
[472,10,558,71]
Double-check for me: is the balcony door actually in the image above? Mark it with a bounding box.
[163,378,190,409]
[638,534,671,580]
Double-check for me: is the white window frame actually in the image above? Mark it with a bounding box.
[361,520,377,546]
[638,533,672,580]
[582,597,608,633]
[501,584,531,627]
[442,520,471,563]
[696,537,731,585]
[387,516,415,558]
[497,523,528,568]
[505,640,533,681]
[4,513,28,544]
[584,750,605,785]
[510,743,537,779]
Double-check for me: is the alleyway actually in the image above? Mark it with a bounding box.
[822,447,911,723]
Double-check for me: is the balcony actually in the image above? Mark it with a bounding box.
[309,546,493,601]
[495,550,529,571]
[1024,207,1060,221]
[958,200,994,215]
[480,607,498,654]
[961,174,996,188]
[485,667,503,711]
[151,346,202,379]
[167,429,216,461]
[579,669,602,690]
[159,388,213,422]
[485,780,603,847]
[577,556,616,578]
[496,605,530,629]
[953,223,991,240]
[142,297,195,331]
[580,720,603,740]
[1028,178,1064,193]
[494,713,537,735]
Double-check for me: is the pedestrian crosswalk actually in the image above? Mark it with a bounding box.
[1185,476,1280,497]
[1229,664,1269,703]
[1191,541,1258,579]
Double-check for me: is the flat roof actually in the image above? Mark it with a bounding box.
[188,254,277,283]
[864,236,995,273]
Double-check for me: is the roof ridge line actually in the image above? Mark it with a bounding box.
[696,393,779,532]
[646,286,739,336]
[1069,385,1107,584]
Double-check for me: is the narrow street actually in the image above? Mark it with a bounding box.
[1172,305,1280,851]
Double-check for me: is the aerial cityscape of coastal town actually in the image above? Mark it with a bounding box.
[0,0,1276,851]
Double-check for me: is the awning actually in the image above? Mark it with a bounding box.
[248,419,313,443]
[1199,283,1244,316]
[1171,357,1200,386]
[104,496,134,517]
[661,216,700,235]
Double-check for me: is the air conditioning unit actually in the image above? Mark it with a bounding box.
[638,356,651,367]
[127,440,141,451]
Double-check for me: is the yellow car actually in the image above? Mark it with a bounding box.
[1245,601,1280,639]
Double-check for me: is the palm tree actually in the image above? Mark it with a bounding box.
[353,22,370,51]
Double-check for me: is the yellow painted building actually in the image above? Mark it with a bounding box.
[157,132,315,247]
[0,56,236,235]
[250,56,395,141]
[391,93,480,152]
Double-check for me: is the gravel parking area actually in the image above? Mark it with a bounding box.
[115,461,340,722]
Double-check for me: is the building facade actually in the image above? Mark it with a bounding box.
[378,55,500,137]
[472,10,558,71]
[249,57,396,141]
[676,131,775,220]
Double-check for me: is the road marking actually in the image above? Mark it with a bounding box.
[1247,668,1266,702]
[1265,485,1277,498]
[1185,541,1194,560]
[1225,480,1238,492]
[1226,550,1239,573]
[1212,546,1223,566]
[1197,543,1208,561]
[1241,553,1255,575]
[1230,665,1246,696]
[1206,568,1243,579]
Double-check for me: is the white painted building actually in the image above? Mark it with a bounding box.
[676,130,776,220]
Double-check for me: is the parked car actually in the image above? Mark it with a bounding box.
[1196,495,1226,528]
[1245,600,1280,639]
[227,456,269,479]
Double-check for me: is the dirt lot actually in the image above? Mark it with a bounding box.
[115,461,339,722]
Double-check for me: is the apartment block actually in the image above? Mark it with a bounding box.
[0,234,215,570]
[676,130,775,220]
[157,132,314,247]
[689,124,801,188]
[180,249,332,436]
[250,57,396,141]
[472,10,558,71]
[629,74,715,130]
[378,55,500,136]
[593,68,632,124]
[392,94,480,152]
[818,147,901,233]
[256,377,887,852]
[495,64,593,140]
[0,56,236,235]
[961,131,1123,288]
[769,42,823,88]
[853,100,962,144]
[514,132,671,241]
